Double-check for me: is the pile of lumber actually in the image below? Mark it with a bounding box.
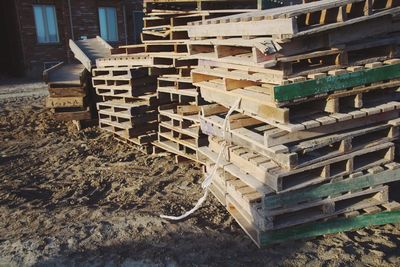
[146,0,262,161]
[92,56,170,154]
[185,0,400,246]
[44,63,97,129]
[43,37,113,130]
[92,0,263,156]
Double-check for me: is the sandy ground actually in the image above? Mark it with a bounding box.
[1,81,400,266]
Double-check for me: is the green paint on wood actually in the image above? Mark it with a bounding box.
[264,169,400,210]
[259,210,400,246]
[273,63,400,102]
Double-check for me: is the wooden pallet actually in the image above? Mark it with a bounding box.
[189,37,399,74]
[228,180,389,231]
[200,88,400,130]
[97,100,157,116]
[99,109,159,126]
[92,67,149,79]
[100,93,160,106]
[157,86,203,105]
[229,196,400,247]
[46,96,85,109]
[187,1,400,39]
[143,10,251,29]
[54,109,93,121]
[95,56,153,68]
[93,75,157,90]
[152,55,198,67]
[113,134,155,154]
[193,58,400,101]
[48,86,87,98]
[99,119,159,139]
[153,137,205,164]
[203,139,395,192]
[111,43,188,56]
[159,108,201,130]
[201,113,400,169]
[205,163,400,246]
[144,0,259,13]
[198,80,400,125]
[264,162,400,211]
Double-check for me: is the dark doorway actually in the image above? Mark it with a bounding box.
[0,0,24,77]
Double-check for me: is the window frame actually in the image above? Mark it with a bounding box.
[33,4,60,44]
[98,6,119,42]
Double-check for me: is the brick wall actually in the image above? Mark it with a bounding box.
[14,0,143,78]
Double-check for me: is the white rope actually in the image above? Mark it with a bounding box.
[160,98,241,221]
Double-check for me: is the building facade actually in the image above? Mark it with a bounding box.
[0,0,144,78]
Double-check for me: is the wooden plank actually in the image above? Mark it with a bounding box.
[273,62,400,102]
[258,209,400,247]
[53,110,92,121]
[46,97,84,108]
[264,168,400,210]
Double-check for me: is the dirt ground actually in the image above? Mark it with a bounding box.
[1,81,400,267]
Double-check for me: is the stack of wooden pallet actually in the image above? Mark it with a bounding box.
[185,0,400,246]
[44,63,97,129]
[92,57,174,154]
[142,0,260,43]
[143,0,262,161]
[93,0,263,157]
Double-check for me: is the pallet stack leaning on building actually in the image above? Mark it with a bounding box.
[183,0,400,246]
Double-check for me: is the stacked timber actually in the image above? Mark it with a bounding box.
[142,0,260,43]
[185,0,400,246]
[44,63,98,129]
[144,0,262,162]
[92,57,174,154]
[95,0,264,156]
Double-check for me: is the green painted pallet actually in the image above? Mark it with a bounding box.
[264,167,400,210]
[273,63,400,102]
[259,210,400,247]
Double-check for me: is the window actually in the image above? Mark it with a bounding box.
[98,7,118,42]
[33,5,59,43]
[132,11,144,44]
